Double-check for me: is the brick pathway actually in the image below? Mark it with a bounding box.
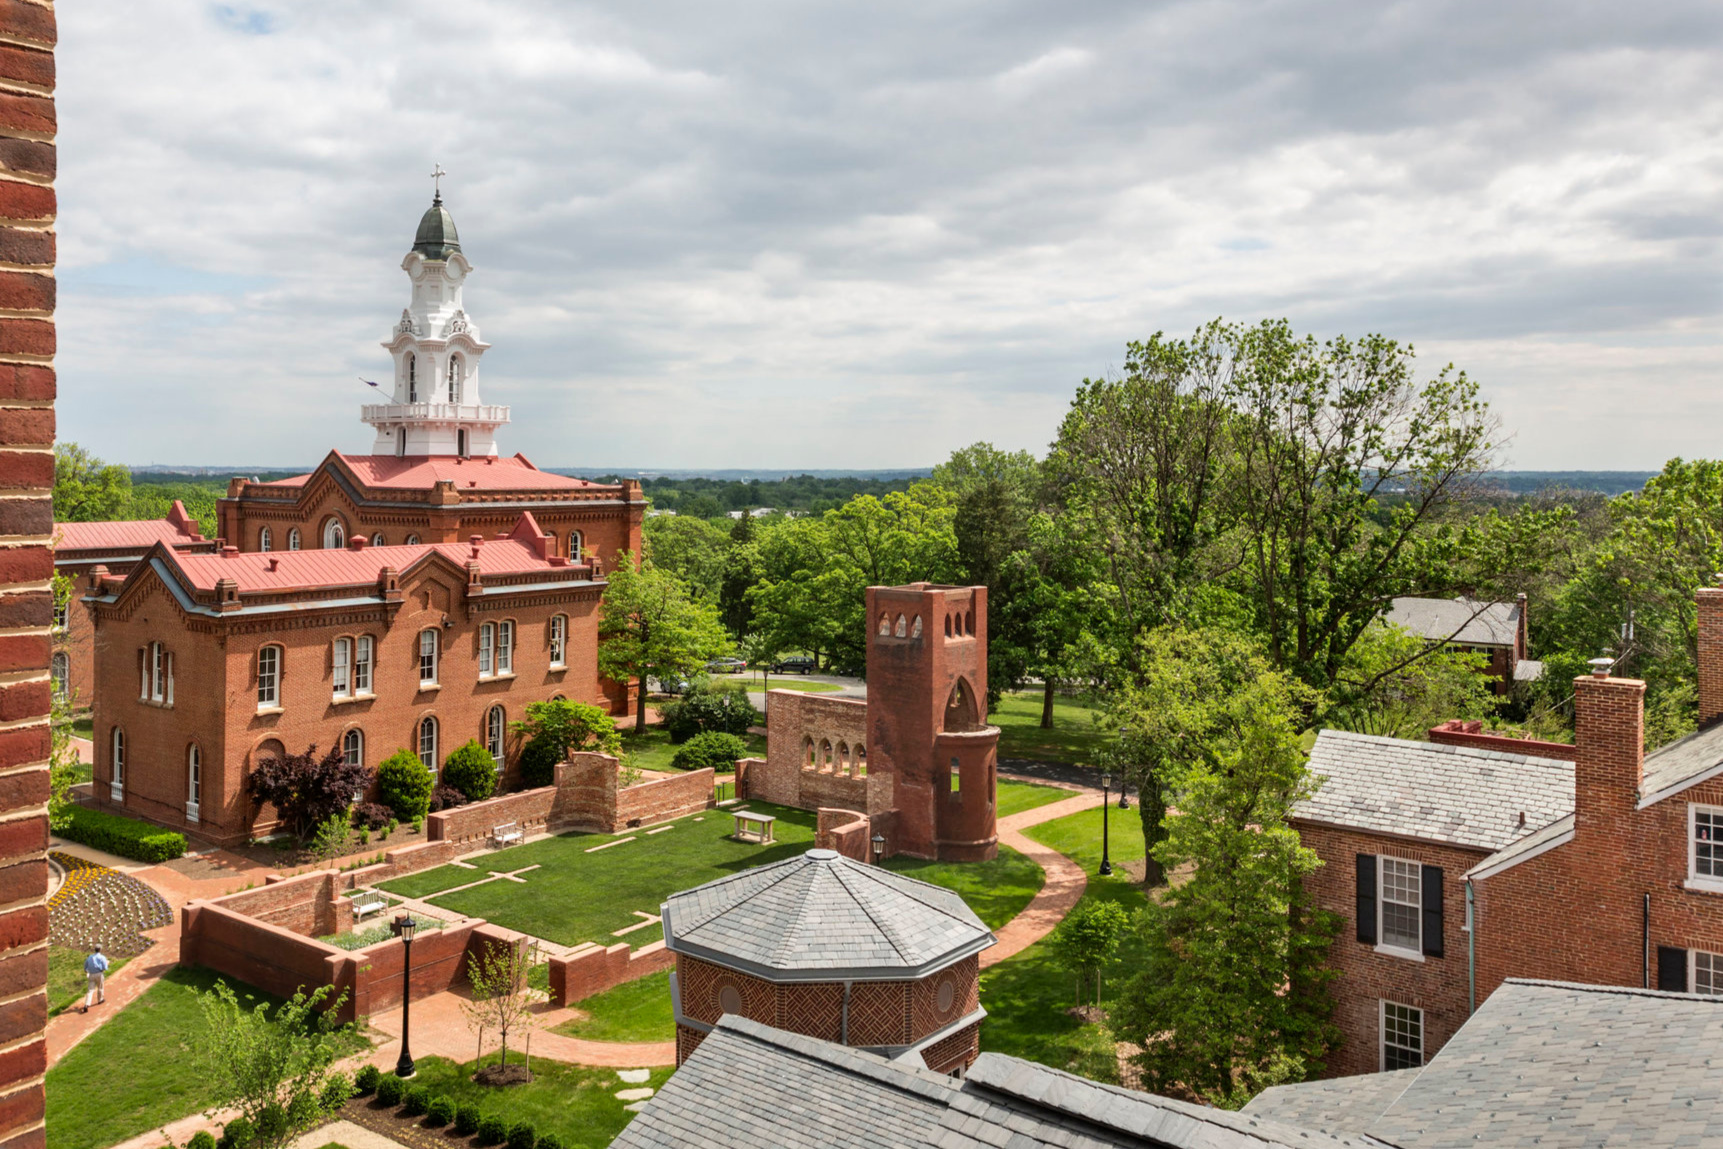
[365,983,677,1070]
[982,788,1106,968]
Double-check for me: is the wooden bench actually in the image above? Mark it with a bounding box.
[490,822,524,849]
[732,810,776,845]
[353,896,388,921]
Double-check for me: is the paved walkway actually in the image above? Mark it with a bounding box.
[982,789,1106,968]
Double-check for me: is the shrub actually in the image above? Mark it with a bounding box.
[411,815,423,834]
[455,1104,482,1136]
[375,1073,405,1107]
[517,736,561,789]
[351,802,393,831]
[442,739,499,802]
[536,1134,566,1149]
[354,1064,381,1095]
[427,783,470,813]
[506,1122,536,1149]
[319,1072,354,1111]
[426,1096,456,1127]
[248,742,374,841]
[670,731,750,774]
[188,1133,217,1149]
[477,1115,508,1146]
[661,682,759,743]
[57,805,185,863]
[253,1104,288,1147]
[218,1116,254,1149]
[376,749,434,820]
[403,1084,430,1116]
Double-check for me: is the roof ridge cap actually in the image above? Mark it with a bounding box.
[766,862,837,967]
[828,861,921,964]
[844,859,985,930]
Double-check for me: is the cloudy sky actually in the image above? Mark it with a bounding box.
[56,1,1723,471]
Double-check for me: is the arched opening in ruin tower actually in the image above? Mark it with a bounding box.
[943,678,981,732]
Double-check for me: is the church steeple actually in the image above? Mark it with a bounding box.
[361,178,509,459]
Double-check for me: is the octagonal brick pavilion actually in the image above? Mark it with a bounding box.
[663,848,996,1074]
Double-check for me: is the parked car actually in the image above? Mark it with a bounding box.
[654,673,693,695]
[706,657,747,675]
[770,656,818,674]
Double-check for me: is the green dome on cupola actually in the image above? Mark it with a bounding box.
[412,193,461,261]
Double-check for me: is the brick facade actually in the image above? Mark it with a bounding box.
[0,5,53,1142]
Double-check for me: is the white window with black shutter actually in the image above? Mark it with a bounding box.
[1357,854,1444,961]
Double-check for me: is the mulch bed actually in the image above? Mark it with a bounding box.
[338,1098,481,1149]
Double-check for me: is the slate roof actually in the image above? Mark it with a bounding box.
[1230,1068,1417,1138]
[661,848,994,981]
[1466,812,1574,880]
[613,1015,1368,1149]
[1298,729,1573,852]
[1384,596,1520,646]
[1638,720,1723,807]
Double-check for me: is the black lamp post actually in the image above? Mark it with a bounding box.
[871,832,886,864]
[1099,771,1113,876]
[394,914,418,1079]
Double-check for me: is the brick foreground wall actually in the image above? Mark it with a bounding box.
[546,940,673,1007]
[0,3,54,1144]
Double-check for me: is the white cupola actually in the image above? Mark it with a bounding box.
[362,189,510,458]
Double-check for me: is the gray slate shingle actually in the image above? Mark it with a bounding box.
[1383,596,1520,646]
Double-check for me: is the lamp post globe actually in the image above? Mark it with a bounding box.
[870,833,886,862]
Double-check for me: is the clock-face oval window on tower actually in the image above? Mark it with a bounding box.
[716,984,743,1016]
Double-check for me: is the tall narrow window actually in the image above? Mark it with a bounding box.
[186,744,201,823]
[50,651,67,698]
[138,648,147,699]
[447,355,462,402]
[52,599,65,630]
[1381,1002,1423,1070]
[419,716,439,773]
[569,531,583,559]
[333,638,352,698]
[323,518,344,549]
[479,622,495,676]
[110,728,125,802]
[150,642,165,702]
[408,352,418,402]
[950,757,961,794]
[1379,857,1422,952]
[165,651,174,706]
[287,528,301,551]
[486,705,505,772]
[259,527,272,552]
[497,620,514,674]
[342,728,363,769]
[457,429,468,458]
[257,645,281,708]
[419,630,438,686]
[549,615,567,667]
[397,428,406,457]
[354,636,373,694]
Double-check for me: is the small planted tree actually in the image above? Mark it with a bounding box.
[441,739,499,803]
[597,556,734,729]
[196,982,355,1149]
[247,744,374,842]
[461,939,545,1085]
[510,699,622,788]
[375,749,434,821]
[1048,899,1130,1008]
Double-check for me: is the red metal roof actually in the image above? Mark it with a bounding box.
[55,514,205,553]
[169,537,574,594]
[257,453,603,493]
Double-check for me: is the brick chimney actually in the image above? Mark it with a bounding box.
[1572,657,1645,839]
[1696,577,1723,726]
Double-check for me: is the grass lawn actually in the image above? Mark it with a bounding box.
[991,690,1109,767]
[46,946,129,1018]
[741,672,844,693]
[553,968,675,1043]
[881,845,1043,932]
[995,779,1072,819]
[380,803,818,948]
[402,1055,671,1149]
[45,965,368,1149]
[977,804,1149,1085]
[618,726,767,773]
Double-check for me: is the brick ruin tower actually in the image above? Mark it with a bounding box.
[865,584,999,861]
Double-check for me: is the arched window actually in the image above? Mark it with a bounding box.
[819,739,833,771]
[447,355,462,402]
[323,518,344,549]
[371,532,385,547]
[479,622,496,677]
[486,705,505,772]
[965,609,974,634]
[837,742,850,772]
[259,527,272,552]
[878,613,891,636]
[568,531,583,559]
[418,716,439,773]
[333,637,352,698]
[894,614,907,638]
[148,642,168,703]
[110,727,124,801]
[549,615,567,667]
[407,352,418,402]
[418,629,438,685]
[353,636,373,695]
[342,728,363,769]
[944,614,952,638]
[457,429,468,458]
[396,428,406,457]
[855,744,867,777]
[497,620,514,674]
[405,533,421,546]
[186,744,201,822]
[257,645,281,708]
[944,679,981,733]
[803,736,816,770]
[50,651,67,698]
[287,528,301,551]
[910,615,922,639]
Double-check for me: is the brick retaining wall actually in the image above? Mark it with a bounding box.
[428,786,556,846]
[219,871,351,937]
[546,939,674,1006]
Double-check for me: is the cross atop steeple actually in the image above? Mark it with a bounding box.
[430,162,446,204]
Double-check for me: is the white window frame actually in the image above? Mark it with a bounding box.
[1380,1000,1424,1071]
[408,351,417,402]
[149,642,165,702]
[418,629,438,687]
[497,620,514,675]
[549,615,567,667]
[110,727,124,802]
[323,518,344,549]
[487,705,505,773]
[1688,805,1723,893]
[52,600,66,630]
[418,716,438,774]
[354,636,373,695]
[186,744,201,823]
[1376,855,1424,961]
[479,622,495,676]
[333,638,351,698]
[406,533,421,546]
[257,645,281,709]
[259,526,272,552]
[287,528,301,551]
[50,651,67,698]
[569,530,583,559]
[342,728,363,770]
[371,532,384,547]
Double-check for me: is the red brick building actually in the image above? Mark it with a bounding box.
[51,501,215,707]
[85,513,619,846]
[1302,579,1723,1077]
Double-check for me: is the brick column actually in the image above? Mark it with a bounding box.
[1696,584,1723,727]
[1572,664,1645,837]
[0,2,54,1146]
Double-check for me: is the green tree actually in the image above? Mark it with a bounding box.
[1324,622,1499,740]
[597,556,733,729]
[1048,899,1130,1007]
[1111,667,1339,1108]
[441,739,499,803]
[54,442,132,523]
[375,749,434,820]
[642,514,731,603]
[510,697,622,759]
[196,982,355,1149]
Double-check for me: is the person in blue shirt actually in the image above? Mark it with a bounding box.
[81,945,108,1012]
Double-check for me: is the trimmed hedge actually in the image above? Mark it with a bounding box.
[403,1084,429,1116]
[375,1073,405,1107]
[57,805,185,863]
[354,1064,381,1095]
[477,1116,508,1146]
[455,1104,482,1136]
[426,1096,456,1127]
[506,1122,536,1149]
[377,749,434,820]
[669,731,749,774]
[442,739,498,803]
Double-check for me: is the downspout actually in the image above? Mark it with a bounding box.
[1643,892,1651,989]
[1465,879,1476,1017]
[841,980,852,1045]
